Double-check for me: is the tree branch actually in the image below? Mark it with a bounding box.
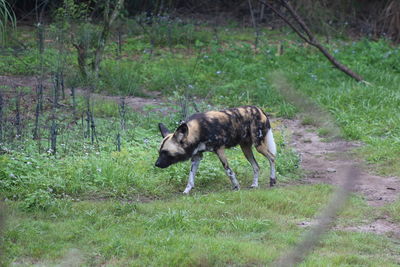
[257,0,365,82]
[257,0,309,43]
[279,0,315,42]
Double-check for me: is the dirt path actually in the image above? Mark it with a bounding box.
[76,88,173,115]
[283,119,400,238]
[0,75,172,114]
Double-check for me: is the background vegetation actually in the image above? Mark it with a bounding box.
[0,0,399,266]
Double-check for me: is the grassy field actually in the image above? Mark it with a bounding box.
[1,19,400,266]
[3,187,400,266]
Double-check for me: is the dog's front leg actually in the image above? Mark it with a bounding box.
[183,154,202,194]
[215,148,240,190]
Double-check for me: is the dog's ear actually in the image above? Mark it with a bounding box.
[174,123,188,142]
[158,123,170,138]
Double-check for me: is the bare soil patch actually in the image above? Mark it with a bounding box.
[284,119,400,206]
[283,119,400,237]
[76,88,173,115]
[0,75,41,89]
[339,219,400,239]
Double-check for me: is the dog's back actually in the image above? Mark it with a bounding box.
[186,105,271,150]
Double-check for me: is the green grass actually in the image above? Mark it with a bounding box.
[268,39,400,176]
[1,20,400,265]
[385,200,400,223]
[98,36,400,176]
[0,113,299,206]
[301,231,400,266]
[2,185,398,266]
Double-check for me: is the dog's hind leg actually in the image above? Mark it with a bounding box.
[183,153,202,194]
[240,144,260,188]
[215,148,240,190]
[256,127,277,187]
[256,144,276,186]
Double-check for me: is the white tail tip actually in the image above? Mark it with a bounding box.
[267,128,277,156]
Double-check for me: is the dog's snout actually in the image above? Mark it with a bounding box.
[155,158,170,168]
[155,160,161,168]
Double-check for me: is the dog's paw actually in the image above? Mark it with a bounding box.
[250,184,259,189]
[269,178,276,187]
[232,184,240,191]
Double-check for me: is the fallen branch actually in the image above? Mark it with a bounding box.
[257,0,365,82]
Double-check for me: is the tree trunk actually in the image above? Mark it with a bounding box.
[93,0,125,75]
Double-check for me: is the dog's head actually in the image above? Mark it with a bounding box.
[155,123,190,168]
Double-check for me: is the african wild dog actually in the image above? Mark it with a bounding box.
[155,106,277,194]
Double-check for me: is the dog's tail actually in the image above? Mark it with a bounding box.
[266,122,277,156]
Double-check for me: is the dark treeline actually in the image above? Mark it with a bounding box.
[6,0,400,42]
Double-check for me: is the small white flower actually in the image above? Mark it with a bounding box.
[216,71,222,75]
[97,168,102,173]
[27,161,32,165]
[9,173,16,178]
